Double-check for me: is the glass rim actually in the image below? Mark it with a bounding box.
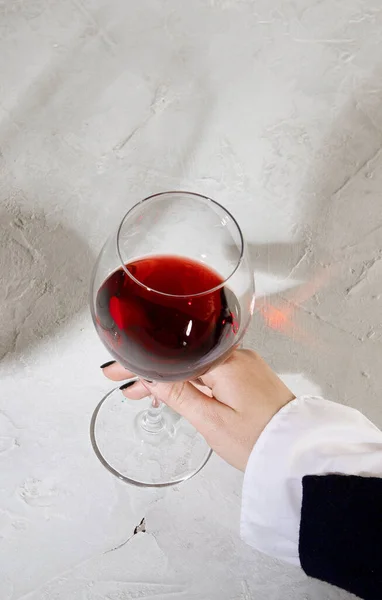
[116,190,244,298]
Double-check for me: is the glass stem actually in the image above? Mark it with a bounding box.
[140,398,165,434]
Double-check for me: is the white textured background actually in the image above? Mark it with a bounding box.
[1,1,382,598]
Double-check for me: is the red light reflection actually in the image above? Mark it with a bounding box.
[256,265,335,340]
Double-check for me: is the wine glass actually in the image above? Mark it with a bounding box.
[90,191,255,487]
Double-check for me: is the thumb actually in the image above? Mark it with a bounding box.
[142,380,230,436]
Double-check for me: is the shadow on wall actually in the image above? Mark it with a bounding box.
[0,203,94,363]
[246,75,382,421]
[0,61,214,366]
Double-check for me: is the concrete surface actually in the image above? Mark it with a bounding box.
[1,0,381,598]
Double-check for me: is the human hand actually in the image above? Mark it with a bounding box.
[101,349,295,471]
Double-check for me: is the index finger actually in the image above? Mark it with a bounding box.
[101,361,135,381]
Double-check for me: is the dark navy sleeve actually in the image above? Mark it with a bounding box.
[299,474,382,600]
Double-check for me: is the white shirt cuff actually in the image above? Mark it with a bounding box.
[240,396,382,566]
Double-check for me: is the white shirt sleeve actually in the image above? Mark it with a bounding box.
[240,396,382,566]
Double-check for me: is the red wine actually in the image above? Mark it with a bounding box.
[95,255,240,381]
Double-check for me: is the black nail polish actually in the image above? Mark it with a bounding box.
[120,380,136,391]
[100,360,116,369]
[144,379,153,383]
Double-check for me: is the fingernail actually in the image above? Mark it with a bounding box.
[143,379,156,386]
[119,380,136,391]
[100,360,116,369]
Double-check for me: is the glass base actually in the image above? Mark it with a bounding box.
[90,387,212,487]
